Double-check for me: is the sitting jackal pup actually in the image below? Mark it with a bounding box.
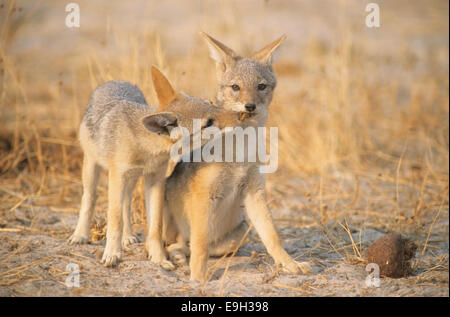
[162,33,312,281]
[69,66,239,268]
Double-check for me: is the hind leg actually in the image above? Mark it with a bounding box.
[162,203,188,266]
[209,221,248,257]
[69,154,101,244]
[167,233,189,266]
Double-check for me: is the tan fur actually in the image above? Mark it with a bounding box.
[69,66,241,269]
[151,67,178,108]
[163,34,312,282]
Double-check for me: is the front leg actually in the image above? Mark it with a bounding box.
[144,176,175,270]
[189,192,211,282]
[244,176,311,275]
[101,167,125,267]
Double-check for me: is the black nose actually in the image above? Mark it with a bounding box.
[245,103,256,112]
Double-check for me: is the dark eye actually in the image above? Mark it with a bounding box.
[258,83,267,91]
[205,118,214,128]
[231,84,240,91]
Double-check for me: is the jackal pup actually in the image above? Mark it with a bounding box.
[69,66,240,268]
[162,33,312,282]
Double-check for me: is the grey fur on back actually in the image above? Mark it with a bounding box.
[83,81,148,139]
[89,80,147,105]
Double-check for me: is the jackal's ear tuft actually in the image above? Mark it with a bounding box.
[142,112,178,136]
[151,66,178,109]
[200,32,237,78]
[252,34,286,65]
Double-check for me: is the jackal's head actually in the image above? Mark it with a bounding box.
[142,66,243,142]
[201,32,286,126]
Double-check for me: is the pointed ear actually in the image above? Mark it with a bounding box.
[200,32,237,77]
[142,112,178,136]
[151,66,178,109]
[252,34,286,65]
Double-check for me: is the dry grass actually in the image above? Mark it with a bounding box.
[0,0,448,296]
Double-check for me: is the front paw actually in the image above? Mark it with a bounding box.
[280,260,313,275]
[146,239,175,271]
[68,233,89,245]
[101,245,121,267]
[148,253,176,271]
[189,268,206,283]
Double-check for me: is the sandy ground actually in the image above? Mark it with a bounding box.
[0,176,447,297]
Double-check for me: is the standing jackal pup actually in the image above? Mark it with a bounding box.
[162,33,312,282]
[69,66,239,268]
